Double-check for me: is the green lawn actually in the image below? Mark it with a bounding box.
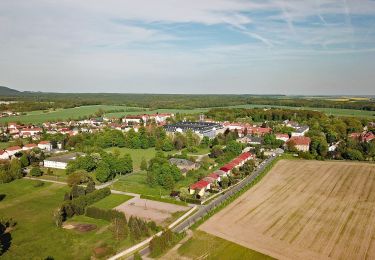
[112,170,199,196]
[91,194,133,209]
[112,171,170,196]
[0,105,143,124]
[178,230,274,260]
[105,147,176,170]
[0,179,135,259]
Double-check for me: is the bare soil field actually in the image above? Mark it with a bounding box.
[115,197,190,225]
[200,160,375,260]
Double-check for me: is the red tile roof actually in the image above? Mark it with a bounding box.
[190,180,209,190]
[39,141,50,144]
[6,146,22,151]
[288,136,311,146]
[24,143,37,148]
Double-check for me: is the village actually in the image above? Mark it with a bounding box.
[1,111,374,201]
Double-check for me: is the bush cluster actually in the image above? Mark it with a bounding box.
[85,207,124,222]
[149,229,184,257]
[58,187,111,221]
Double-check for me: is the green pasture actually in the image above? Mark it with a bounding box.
[0,179,135,259]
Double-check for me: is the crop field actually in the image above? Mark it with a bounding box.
[0,105,144,124]
[1,102,373,124]
[200,160,375,260]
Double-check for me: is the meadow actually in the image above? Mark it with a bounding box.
[200,160,375,260]
[0,179,138,259]
[177,230,273,260]
[1,102,373,125]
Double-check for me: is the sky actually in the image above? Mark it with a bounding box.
[0,0,375,95]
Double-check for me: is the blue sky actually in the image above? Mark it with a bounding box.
[0,0,375,95]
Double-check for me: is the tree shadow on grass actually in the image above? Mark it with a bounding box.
[0,194,6,202]
[0,223,12,255]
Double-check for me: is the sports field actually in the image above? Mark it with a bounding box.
[200,160,375,260]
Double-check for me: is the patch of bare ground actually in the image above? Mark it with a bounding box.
[199,160,375,260]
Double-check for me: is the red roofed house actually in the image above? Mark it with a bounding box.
[250,127,272,136]
[349,132,375,143]
[287,136,311,152]
[38,141,53,151]
[189,180,211,197]
[0,150,9,160]
[20,128,42,137]
[22,143,37,151]
[5,146,22,156]
[275,133,289,142]
[363,132,375,142]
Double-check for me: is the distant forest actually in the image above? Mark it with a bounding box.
[0,86,374,112]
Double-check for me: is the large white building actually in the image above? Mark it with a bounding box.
[44,152,85,169]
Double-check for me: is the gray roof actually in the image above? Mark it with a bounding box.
[45,152,85,163]
[294,125,309,133]
[164,121,223,134]
[169,158,196,167]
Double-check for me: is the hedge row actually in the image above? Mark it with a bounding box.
[179,196,202,205]
[85,207,125,222]
[140,194,188,206]
[62,187,111,217]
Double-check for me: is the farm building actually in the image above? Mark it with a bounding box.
[5,146,22,156]
[189,180,211,197]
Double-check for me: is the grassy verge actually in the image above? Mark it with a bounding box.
[91,194,133,209]
[140,194,188,207]
[177,230,274,260]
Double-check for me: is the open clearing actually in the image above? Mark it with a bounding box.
[0,179,134,259]
[115,197,190,225]
[200,160,375,260]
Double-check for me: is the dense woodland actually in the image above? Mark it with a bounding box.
[0,86,374,111]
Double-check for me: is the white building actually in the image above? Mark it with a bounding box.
[22,143,38,151]
[5,146,22,156]
[44,152,85,169]
[291,125,309,137]
[38,141,53,151]
[0,150,9,160]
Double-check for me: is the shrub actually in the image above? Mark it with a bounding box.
[30,167,43,177]
[62,188,111,217]
[149,229,184,257]
[85,207,125,222]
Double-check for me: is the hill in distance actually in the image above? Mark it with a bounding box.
[0,86,22,96]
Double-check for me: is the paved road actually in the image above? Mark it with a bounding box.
[127,155,279,259]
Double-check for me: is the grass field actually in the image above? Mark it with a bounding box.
[91,194,133,209]
[105,147,177,170]
[112,170,197,197]
[112,171,170,196]
[0,179,135,259]
[0,105,145,124]
[1,102,373,124]
[177,230,273,260]
[105,147,159,170]
[199,160,375,260]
